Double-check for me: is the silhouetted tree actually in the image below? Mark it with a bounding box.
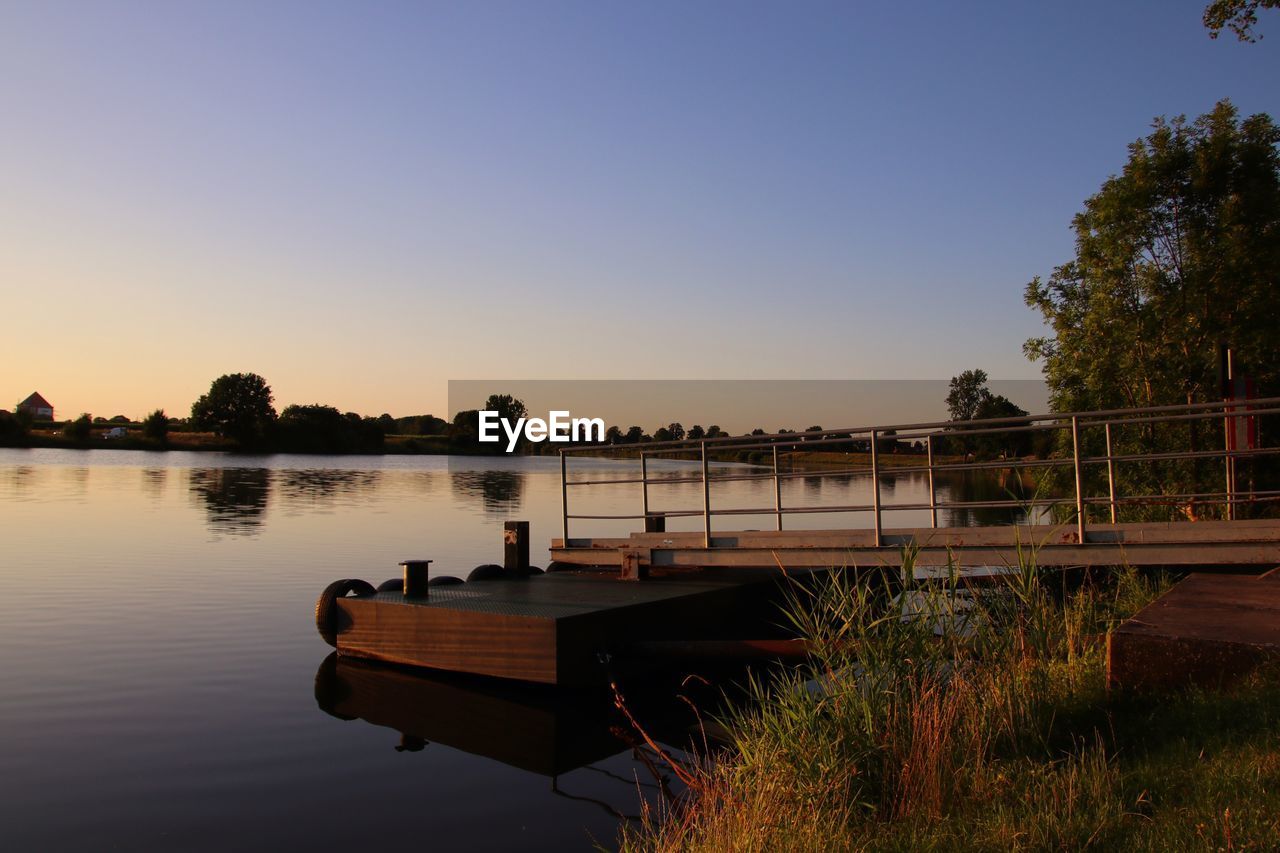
[66,413,93,443]
[143,409,169,443]
[946,369,990,422]
[190,373,277,448]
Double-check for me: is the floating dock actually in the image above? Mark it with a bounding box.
[317,521,798,686]
[1108,571,1280,691]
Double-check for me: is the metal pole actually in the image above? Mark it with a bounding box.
[926,434,937,529]
[640,452,649,524]
[1071,416,1086,543]
[772,444,783,531]
[870,429,882,547]
[559,451,568,542]
[701,440,711,548]
[1105,422,1117,525]
[1223,410,1235,521]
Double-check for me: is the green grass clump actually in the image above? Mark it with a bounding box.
[624,546,1280,851]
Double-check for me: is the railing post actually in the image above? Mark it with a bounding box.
[701,440,711,548]
[559,451,569,542]
[1223,408,1236,521]
[870,429,882,547]
[772,444,783,530]
[640,451,649,526]
[1104,422,1117,524]
[926,434,938,529]
[1071,416,1086,543]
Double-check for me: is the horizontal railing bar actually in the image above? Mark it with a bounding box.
[562,396,1280,455]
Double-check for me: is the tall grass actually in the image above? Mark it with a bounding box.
[624,548,1280,851]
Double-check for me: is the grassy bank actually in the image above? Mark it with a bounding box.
[626,552,1280,850]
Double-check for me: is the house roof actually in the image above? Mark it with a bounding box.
[19,392,52,410]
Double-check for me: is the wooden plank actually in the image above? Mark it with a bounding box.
[1107,573,1280,691]
[338,596,560,683]
[550,519,1280,570]
[334,572,790,685]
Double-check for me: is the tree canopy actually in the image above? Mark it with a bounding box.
[1024,100,1280,413]
[190,373,277,448]
[1204,0,1278,40]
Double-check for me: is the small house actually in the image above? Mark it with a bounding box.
[16,392,54,420]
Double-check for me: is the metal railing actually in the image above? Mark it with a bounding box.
[558,397,1280,546]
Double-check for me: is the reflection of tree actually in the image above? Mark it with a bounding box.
[140,467,167,501]
[275,469,381,510]
[939,469,1036,527]
[449,469,526,513]
[188,467,272,535]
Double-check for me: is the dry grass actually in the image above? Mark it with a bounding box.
[622,550,1280,851]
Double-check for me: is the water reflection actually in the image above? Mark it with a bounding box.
[275,469,382,510]
[187,467,272,536]
[140,467,168,502]
[939,468,1034,527]
[314,654,637,776]
[449,469,527,514]
[4,465,35,493]
[313,654,699,826]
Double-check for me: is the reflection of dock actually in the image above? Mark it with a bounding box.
[313,655,694,776]
[314,655,625,775]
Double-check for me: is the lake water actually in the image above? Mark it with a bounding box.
[0,448,1007,851]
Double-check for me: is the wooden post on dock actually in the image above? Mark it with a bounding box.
[504,521,530,576]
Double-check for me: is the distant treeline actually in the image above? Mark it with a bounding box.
[4,372,1039,460]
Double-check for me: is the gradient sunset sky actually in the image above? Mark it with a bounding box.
[2,1,1276,421]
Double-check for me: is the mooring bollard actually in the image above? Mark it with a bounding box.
[401,559,433,598]
[504,520,530,576]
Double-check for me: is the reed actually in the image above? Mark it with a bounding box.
[623,540,1280,851]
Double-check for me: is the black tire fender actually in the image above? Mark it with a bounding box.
[315,578,376,646]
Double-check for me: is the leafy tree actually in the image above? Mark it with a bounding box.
[605,425,623,444]
[1025,101,1280,413]
[277,404,384,453]
[666,422,685,441]
[1204,0,1277,40]
[652,427,673,442]
[483,394,527,423]
[143,409,169,443]
[749,428,766,436]
[624,426,645,444]
[0,410,26,442]
[705,425,724,439]
[1025,101,1280,517]
[946,369,990,422]
[687,425,706,440]
[190,373,277,448]
[66,413,93,443]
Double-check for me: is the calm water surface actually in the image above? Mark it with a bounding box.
[0,448,1000,851]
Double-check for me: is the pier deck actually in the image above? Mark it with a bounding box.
[1107,572,1280,690]
[334,570,790,686]
[550,519,1280,570]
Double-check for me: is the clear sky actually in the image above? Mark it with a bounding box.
[2,1,1276,421]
